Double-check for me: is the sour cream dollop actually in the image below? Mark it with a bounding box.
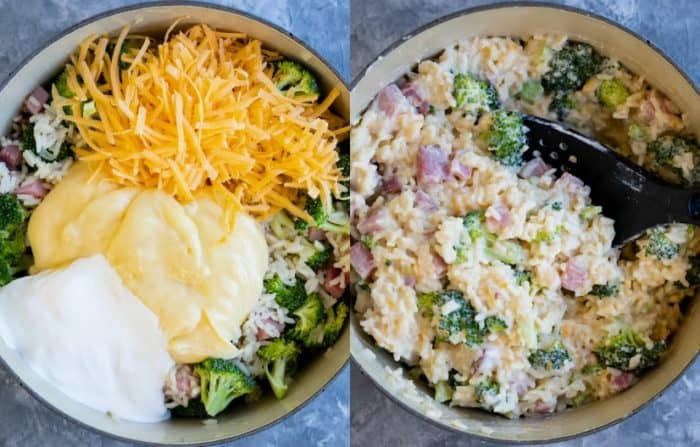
[0,254,174,422]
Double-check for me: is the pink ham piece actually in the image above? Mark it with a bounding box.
[486,202,511,231]
[307,227,326,242]
[381,175,402,194]
[24,86,50,115]
[351,242,376,280]
[611,371,635,391]
[555,172,584,194]
[401,82,430,115]
[403,276,416,288]
[256,317,285,341]
[534,400,556,414]
[450,158,472,180]
[417,145,449,185]
[0,144,21,169]
[432,254,447,277]
[357,208,389,234]
[323,267,347,299]
[519,157,549,179]
[561,257,588,291]
[376,84,408,118]
[15,180,49,199]
[414,189,438,212]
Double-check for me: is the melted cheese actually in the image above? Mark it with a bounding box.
[28,163,268,363]
[53,24,345,224]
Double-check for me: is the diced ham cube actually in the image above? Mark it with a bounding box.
[414,189,438,212]
[486,202,511,231]
[519,157,549,179]
[401,81,430,115]
[381,175,402,194]
[534,400,556,414]
[450,158,472,180]
[432,254,447,277]
[357,208,389,234]
[307,227,326,241]
[403,276,416,288]
[256,317,286,341]
[323,267,347,299]
[611,371,635,391]
[0,144,22,169]
[561,257,588,291]
[376,84,408,118]
[555,172,584,194]
[24,86,50,115]
[15,180,49,199]
[351,242,376,280]
[417,145,449,185]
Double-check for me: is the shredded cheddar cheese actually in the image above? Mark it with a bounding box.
[53,24,346,223]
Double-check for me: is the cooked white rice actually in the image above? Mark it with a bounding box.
[352,34,699,417]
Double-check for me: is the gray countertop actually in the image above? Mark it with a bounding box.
[350,1,700,446]
[0,1,349,446]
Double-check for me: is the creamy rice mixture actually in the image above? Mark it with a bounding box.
[351,35,700,417]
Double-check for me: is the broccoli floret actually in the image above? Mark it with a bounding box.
[418,289,504,346]
[628,123,647,141]
[263,274,307,311]
[170,399,209,418]
[590,283,619,298]
[594,329,665,372]
[648,135,699,183]
[597,78,629,109]
[194,358,255,417]
[513,269,532,287]
[571,390,590,408]
[434,380,454,403]
[542,41,603,94]
[452,73,499,114]
[474,377,500,406]
[54,70,74,98]
[549,92,577,119]
[644,227,680,260]
[322,301,348,347]
[528,340,571,370]
[486,239,525,265]
[287,292,325,342]
[296,196,350,234]
[581,363,603,375]
[685,255,700,286]
[272,60,320,98]
[435,291,481,345]
[579,205,602,221]
[338,152,350,199]
[484,316,507,333]
[483,111,527,166]
[107,40,132,71]
[269,210,297,240]
[306,243,333,271]
[518,80,544,103]
[0,194,28,286]
[462,210,486,232]
[361,234,375,249]
[20,124,73,162]
[257,339,301,399]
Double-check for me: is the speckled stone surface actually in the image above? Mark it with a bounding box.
[0,1,349,446]
[350,1,700,446]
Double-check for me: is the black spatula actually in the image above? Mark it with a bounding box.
[521,115,700,246]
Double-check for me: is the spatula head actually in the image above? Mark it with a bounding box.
[521,115,694,246]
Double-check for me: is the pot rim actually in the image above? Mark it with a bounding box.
[349,1,700,444]
[0,1,349,445]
